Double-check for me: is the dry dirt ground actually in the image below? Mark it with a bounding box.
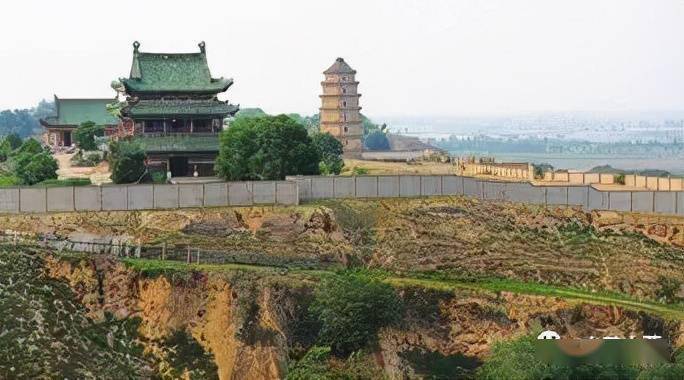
[54,153,112,185]
[342,158,459,175]
[3,197,684,303]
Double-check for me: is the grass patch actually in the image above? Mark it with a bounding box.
[387,276,684,320]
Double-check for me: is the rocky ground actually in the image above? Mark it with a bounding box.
[2,197,684,378]
[3,196,684,302]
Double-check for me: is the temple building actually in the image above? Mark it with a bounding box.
[40,96,118,149]
[119,41,238,177]
[319,57,363,157]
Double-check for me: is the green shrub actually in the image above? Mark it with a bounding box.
[312,133,344,175]
[363,131,390,151]
[11,139,58,185]
[287,346,384,380]
[0,176,21,186]
[151,171,167,184]
[109,139,146,184]
[71,151,103,167]
[615,173,626,185]
[352,167,369,175]
[74,121,105,150]
[656,276,681,304]
[311,273,403,356]
[216,115,320,180]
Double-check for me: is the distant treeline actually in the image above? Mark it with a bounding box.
[434,136,684,155]
[0,99,55,139]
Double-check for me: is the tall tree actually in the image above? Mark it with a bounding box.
[216,115,320,180]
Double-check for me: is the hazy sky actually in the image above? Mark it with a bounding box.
[1,0,683,118]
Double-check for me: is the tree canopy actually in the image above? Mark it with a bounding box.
[216,115,320,180]
[311,133,344,175]
[73,121,105,151]
[109,139,147,184]
[8,138,58,185]
[311,273,403,356]
[364,130,390,151]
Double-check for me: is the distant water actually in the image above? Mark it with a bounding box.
[447,151,684,175]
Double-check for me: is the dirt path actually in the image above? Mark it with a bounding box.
[54,153,112,185]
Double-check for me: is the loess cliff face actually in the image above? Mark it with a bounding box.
[44,256,684,379]
[45,256,308,380]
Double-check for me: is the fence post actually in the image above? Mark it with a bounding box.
[196,249,200,265]
[186,246,191,264]
[161,242,166,261]
[13,232,17,246]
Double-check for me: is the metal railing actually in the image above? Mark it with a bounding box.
[0,231,339,270]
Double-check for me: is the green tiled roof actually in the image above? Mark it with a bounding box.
[137,135,220,153]
[126,99,238,118]
[41,97,119,126]
[122,41,233,94]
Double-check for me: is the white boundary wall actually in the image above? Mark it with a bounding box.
[0,181,299,214]
[2,175,683,217]
[287,175,684,217]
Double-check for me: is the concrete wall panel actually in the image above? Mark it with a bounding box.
[311,177,334,199]
[378,176,399,197]
[399,176,421,197]
[654,192,677,215]
[179,184,203,208]
[101,186,127,211]
[483,182,506,200]
[74,186,101,211]
[253,181,276,204]
[631,192,654,213]
[154,185,179,209]
[229,182,253,205]
[546,186,568,205]
[506,183,545,204]
[421,176,442,196]
[203,183,228,207]
[0,188,20,213]
[567,187,588,207]
[587,187,609,210]
[442,176,463,195]
[608,191,631,211]
[47,187,75,212]
[19,188,46,213]
[355,176,378,198]
[333,177,356,198]
[127,185,154,210]
[678,192,684,216]
[463,178,481,198]
[276,182,298,205]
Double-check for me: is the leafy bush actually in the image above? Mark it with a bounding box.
[656,276,681,304]
[74,121,105,150]
[216,115,320,180]
[109,139,146,184]
[71,151,103,167]
[364,131,390,151]
[3,133,22,150]
[312,133,344,175]
[352,167,369,175]
[287,346,384,380]
[151,171,167,184]
[0,176,21,186]
[615,173,626,185]
[311,273,403,356]
[10,139,58,185]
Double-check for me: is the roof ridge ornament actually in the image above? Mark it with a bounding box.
[198,41,206,54]
[133,41,140,53]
